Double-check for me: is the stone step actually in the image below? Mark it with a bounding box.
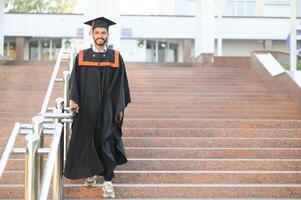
[0,184,300,198]
[124,110,300,116]
[2,127,300,138]
[123,114,301,119]
[122,119,301,129]
[123,137,301,148]
[2,114,301,120]
[122,128,301,138]
[128,105,299,110]
[3,90,280,95]
[125,148,301,159]
[1,61,301,199]
[62,185,301,198]
[2,119,301,130]
[129,89,268,93]
[2,108,299,115]
[2,105,299,111]
[2,148,301,160]
[1,96,295,103]
[2,171,301,184]
[3,159,301,171]
[1,135,301,149]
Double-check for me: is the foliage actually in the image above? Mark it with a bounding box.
[282,60,301,71]
[4,0,78,13]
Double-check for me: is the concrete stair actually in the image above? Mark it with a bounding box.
[0,60,301,199]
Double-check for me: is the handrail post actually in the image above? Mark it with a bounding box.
[63,71,71,160]
[32,115,45,197]
[25,133,40,200]
[53,99,64,200]
[69,48,74,72]
[56,97,64,111]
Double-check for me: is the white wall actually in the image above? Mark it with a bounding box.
[119,0,301,17]
[120,39,146,61]
[121,0,173,15]
[220,17,293,40]
[221,39,265,56]
[121,15,301,40]
[195,0,215,56]
[120,15,195,39]
[4,14,300,41]
[218,39,289,56]
[4,13,83,37]
[121,0,193,15]
[273,40,289,53]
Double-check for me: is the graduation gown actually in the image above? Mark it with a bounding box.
[64,48,131,179]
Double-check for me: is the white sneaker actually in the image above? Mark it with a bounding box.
[102,181,115,198]
[84,175,97,187]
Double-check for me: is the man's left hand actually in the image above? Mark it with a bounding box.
[116,111,124,123]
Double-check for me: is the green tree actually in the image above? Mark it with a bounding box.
[4,0,78,13]
[49,0,78,13]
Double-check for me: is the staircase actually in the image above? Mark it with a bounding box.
[1,60,301,199]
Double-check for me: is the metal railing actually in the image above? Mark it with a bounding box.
[0,46,76,200]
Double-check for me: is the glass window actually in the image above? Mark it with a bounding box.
[237,2,245,16]
[246,2,256,16]
[158,41,167,62]
[52,39,62,60]
[146,40,156,62]
[226,0,256,16]
[41,39,50,61]
[9,42,16,60]
[29,40,39,60]
[168,43,178,62]
[226,1,235,16]
[264,0,290,17]
[4,42,7,57]
[4,41,16,60]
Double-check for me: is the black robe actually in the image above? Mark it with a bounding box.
[64,48,131,179]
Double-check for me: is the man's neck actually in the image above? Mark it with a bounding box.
[94,44,105,52]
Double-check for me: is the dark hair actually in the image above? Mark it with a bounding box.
[91,21,109,32]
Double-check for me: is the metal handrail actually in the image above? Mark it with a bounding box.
[40,48,64,114]
[0,46,76,200]
[40,47,75,114]
[0,122,20,177]
[39,122,63,200]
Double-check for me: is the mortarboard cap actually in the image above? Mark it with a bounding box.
[84,17,116,29]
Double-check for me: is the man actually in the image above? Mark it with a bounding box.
[64,16,131,198]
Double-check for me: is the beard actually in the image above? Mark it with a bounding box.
[93,37,107,47]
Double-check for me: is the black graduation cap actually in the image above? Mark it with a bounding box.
[84,17,116,30]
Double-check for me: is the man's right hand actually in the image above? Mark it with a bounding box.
[70,100,79,113]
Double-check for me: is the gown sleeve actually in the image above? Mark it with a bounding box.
[70,54,80,104]
[122,55,131,108]
[112,53,131,122]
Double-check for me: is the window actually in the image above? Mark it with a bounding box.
[52,39,62,60]
[4,40,16,60]
[29,40,39,60]
[226,0,256,16]
[264,0,290,17]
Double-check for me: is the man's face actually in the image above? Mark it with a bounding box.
[92,27,109,46]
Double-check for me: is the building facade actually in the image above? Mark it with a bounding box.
[1,0,301,62]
